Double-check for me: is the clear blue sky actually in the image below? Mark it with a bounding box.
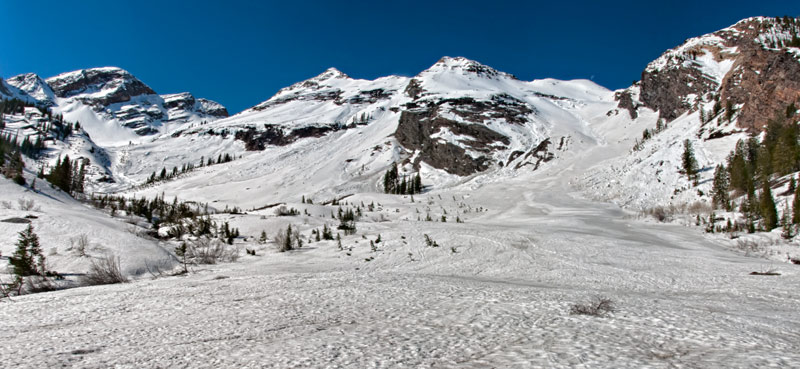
[1,1,798,114]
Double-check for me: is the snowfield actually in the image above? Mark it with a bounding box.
[1,162,799,367]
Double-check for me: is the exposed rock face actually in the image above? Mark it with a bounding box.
[162,93,229,119]
[639,61,716,122]
[396,107,510,176]
[614,90,638,119]
[234,124,344,150]
[46,67,156,106]
[720,44,800,130]
[404,79,424,99]
[627,16,800,131]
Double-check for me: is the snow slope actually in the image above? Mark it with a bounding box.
[1,162,798,368]
[0,176,176,278]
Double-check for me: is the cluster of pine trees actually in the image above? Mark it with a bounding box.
[144,153,235,185]
[0,132,25,185]
[709,107,800,233]
[383,163,423,194]
[1,98,83,188]
[90,193,205,226]
[37,155,87,196]
[337,207,358,235]
[0,98,31,116]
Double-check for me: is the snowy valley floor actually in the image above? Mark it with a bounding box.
[2,176,800,368]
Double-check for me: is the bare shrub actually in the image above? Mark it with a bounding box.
[70,234,90,257]
[185,237,239,264]
[0,277,12,300]
[17,198,36,211]
[24,276,57,293]
[646,206,670,222]
[687,201,711,215]
[143,257,178,278]
[81,255,128,286]
[734,238,777,255]
[0,200,12,209]
[570,296,616,317]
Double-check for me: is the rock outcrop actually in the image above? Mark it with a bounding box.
[626,16,800,131]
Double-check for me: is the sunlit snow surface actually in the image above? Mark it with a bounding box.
[1,168,798,368]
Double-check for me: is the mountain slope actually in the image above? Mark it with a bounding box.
[104,57,620,208]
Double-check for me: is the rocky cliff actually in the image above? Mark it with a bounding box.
[624,16,800,131]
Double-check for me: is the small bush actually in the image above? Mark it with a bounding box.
[185,237,239,264]
[570,296,616,317]
[24,276,57,293]
[70,234,90,257]
[17,198,36,211]
[81,255,128,286]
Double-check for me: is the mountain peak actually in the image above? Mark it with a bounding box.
[6,73,56,105]
[420,56,514,80]
[45,66,156,105]
[312,67,350,82]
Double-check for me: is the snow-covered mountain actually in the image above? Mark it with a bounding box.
[4,67,229,144]
[0,76,38,103]
[106,56,617,207]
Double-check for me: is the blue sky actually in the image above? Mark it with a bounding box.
[1,1,798,113]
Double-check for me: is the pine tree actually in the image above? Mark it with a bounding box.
[682,139,699,185]
[383,163,399,194]
[282,224,294,252]
[413,173,422,194]
[711,164,730,210]
[9,224,45,277]
[781,201,794,239]
[793,180,800,224]
[760,181,778,231]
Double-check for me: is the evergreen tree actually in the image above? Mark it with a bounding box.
[399,175,407,195]
[793,180,800,225]
[413,173,422,193]
[781,201,794,239]
[47,155,72,194]
[9,224,45,277]
[760,181,778,231]
[681,139,699,185]
[711,164,730,210]
[283,224,294,252]
[383,163,399,194]
[755,145,773,183]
